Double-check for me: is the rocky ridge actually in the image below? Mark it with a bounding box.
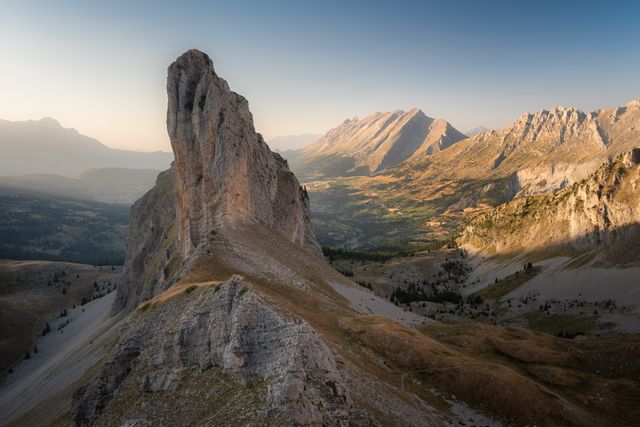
[459,148,640,263]
[72,276,349,426]
[291,108,465,178]
[114,50,321,313]
[72,50,348,425]
[404,99,640,195]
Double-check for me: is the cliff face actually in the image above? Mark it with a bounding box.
[114,166,179,313]
[72,276,349,426]
[114,50,321,313]
[166,50,320,258]
[73,50,351,426]
[459,148,640,264]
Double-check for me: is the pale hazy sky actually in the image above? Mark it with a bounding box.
[1,1,639,152]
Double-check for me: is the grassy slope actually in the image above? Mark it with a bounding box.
[131,227,640,426]
[305,174,505,247]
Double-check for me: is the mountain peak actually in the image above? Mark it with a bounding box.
[38,117,61,127]
[166,49,320,257]
[625,98,640,109]
[291,108,465,177]
[405,107,426,117]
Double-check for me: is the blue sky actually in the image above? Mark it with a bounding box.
[1,0,639,151]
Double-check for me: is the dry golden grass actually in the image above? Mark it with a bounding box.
[146,227,640,426]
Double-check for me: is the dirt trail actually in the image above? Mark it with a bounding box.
[0,292,121,425]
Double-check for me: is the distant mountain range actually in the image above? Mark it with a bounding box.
[395,99,640,195]
[463,126,490,136]
[267,134,321,152]
[298,99,640,247]
[0,117,173,176]
[289,109,466,179]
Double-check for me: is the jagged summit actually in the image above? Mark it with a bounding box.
[625,98,640,108]
[400,99,640,188]
[113,49,321,313]
[290,107,466,178]
[166,49,320,257]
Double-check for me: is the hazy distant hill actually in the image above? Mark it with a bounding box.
[0,117,173,176]
[290,109,466,179]
[0,167,161,204]
[267,134,321,152]
[463,126,489,136]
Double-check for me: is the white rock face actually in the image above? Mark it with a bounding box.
[512,158,603,196]
[71,276,350,426]
[166,49,320,258]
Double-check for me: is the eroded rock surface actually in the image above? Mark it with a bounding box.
[73,50,350,426]
[72,276,350,426]
[166,50,320,258]
[114,166,179,313]
[460,148,640,263]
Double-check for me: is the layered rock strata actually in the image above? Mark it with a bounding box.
[166,50,320,257]
[460,148,640,263]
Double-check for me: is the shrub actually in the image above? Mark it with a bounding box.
[336,268,354,277]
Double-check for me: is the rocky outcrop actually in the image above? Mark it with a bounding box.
[510,158,603,197]
[113,166,180,313]
[113,50,322,313]
[72,276,350,426]
[291,108,465,178]
[459,148,640,264]
[167,49,320,258]
[74,50,352,426]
